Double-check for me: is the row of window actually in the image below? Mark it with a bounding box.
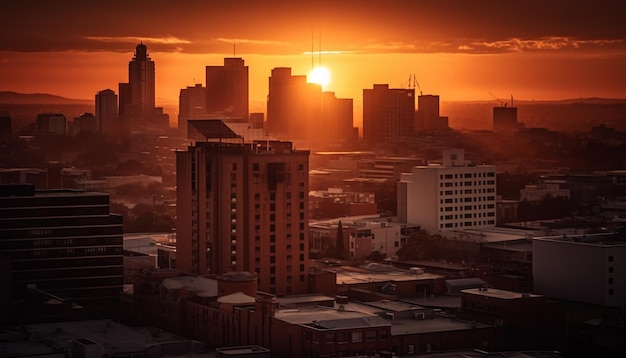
[441,172,495,179]
[306,330,388,344]
[441,220,495,228]
[441,180,495,187]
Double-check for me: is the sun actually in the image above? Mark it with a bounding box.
[307,66,331,90]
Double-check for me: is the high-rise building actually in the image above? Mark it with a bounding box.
[321,92,354,146]
[36,113,67,135]
[178,83,208,135]
[176,125,310,295]
[363,84,415,144]
[205,58,249,120]
[493,106,519,131]
[95,89,119,134]
[398,149,496,232]
[266,67,322,143]
[118,43,167,132]
[416,94,448,131]
[0,184,123,313]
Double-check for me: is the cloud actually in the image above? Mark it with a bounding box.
[85,36,192,45]
[457,37,626,54]
[216,38,290,46]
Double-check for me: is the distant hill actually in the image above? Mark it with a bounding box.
[0,91,92,105]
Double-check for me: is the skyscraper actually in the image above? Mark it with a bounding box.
[493,106,519,132]
[205,58,249,120]
[118,43,167,132]
[0,184,123,313]
[363,84,415,144]
[95,89,119,134]
[176,124,310,295]
[266,67,321,144]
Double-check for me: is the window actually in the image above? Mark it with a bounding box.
[351,332,363,342]
[609,266,614,273]
[366,331,377,341]
[253,163,259,171]
[608,256,614,262]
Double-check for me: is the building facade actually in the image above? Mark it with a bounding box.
[363,84,415,145]
[533,232,626,311]
[95,89,118,134]
[0,184,123,312]
[178,83,208,135]
[206,58,249,120]
[266,67,322,145]
[398,149,497,233]
[176,139,310,295]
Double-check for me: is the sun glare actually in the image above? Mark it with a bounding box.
[308,66,331,89]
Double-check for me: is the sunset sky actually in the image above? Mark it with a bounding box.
[1,0,624,118]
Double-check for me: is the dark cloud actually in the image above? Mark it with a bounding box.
[1,0,624,54]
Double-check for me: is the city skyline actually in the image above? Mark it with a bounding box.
[1,0,624,117]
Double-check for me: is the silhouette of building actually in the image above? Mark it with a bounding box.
[0,111,11,141]
[0,184,123,315]
[206,58,249,120]
[119,43,168,132]
[416,94,448,131]
[72,112,97,134]
[266,67,322,144]
[35,113,67,135]
[178,83,208,135]
[321,92,354,147]
[95,89,118,135]
[493,106,518,131]
[398,149,497,232]
[363,84,415,145]
[176,123,310,295]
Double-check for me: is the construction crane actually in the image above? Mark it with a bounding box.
[406,74,423,95]
[489,92,507,107]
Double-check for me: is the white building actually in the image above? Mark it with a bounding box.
[533,232,626,311]
[398,149,496,233]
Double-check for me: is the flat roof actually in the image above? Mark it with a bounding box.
[330,265,443,286]
[462,288,542,300]
[274,306,389,329]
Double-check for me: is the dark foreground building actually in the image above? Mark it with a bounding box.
[0,184,123,321]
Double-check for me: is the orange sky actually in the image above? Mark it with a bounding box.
[1,0,624,124]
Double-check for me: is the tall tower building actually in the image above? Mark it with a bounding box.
[95,89,119,134]
[176,123,310,295]
[118,43,158,132]
[0,184,123,313]
[363,84,415,144]
[205,58,249,120]
[398,149,496,233]
[266,67,322,144]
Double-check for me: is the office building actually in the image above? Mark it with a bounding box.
[176,124,310,295]
[493,106,518,131]
[363,84,415,144]
[321,92,354,146]
[266,67,322,143]
[398,149,496,232]
[0,184,123,312]
[206,58,249,120]
[533,231,626,311]
[178,83,208,135]
[95,89,118,134]
[416,94,448,131]
[36,113,67,135]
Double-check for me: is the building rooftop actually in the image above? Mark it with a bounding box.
[462,288,542,300]
[328,265,443,286]
[534,231,626,247]
[274,305,389,329]
[162,275,218,297]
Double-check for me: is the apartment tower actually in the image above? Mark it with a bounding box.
[176,128,310,295]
